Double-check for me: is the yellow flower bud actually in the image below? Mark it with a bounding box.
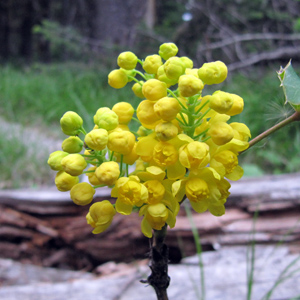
[180,56,193,69]
[185,178,209,202]
[137,100,161,129]
[159,43,178,60]
[198,61,228,85]
[86,166,101,185]
[142,79,167,101]
[154,97,181,121]
[178,74,204,97]
[86,200,116,234]
[60,111,83,136]
[97,110,119,131]
[155,121,178,141]
[115,142,139,165]
[117,51,138,70]
[164,57,185,80]
[61,153,87,176]
[209,91,233,114]
[48,151,69,171]
[132,81,144,98]
[95,161,120,186]
[156,65,178,86]
[108,69,128,89]
[143,54,163,74]
[55,170,79,192]
[70,182,95,206]
[153,141,178,167]
[85,129,108,151]
[62,136,83,153]
[226,94,244,116]
[144,180,165,205]
[93,107,111,125]
[112,102,134,124]
[209,122,234,145]
[185,68,199,78]
[179,141,210,169]
[107,130,135,155]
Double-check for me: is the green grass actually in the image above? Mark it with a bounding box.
[0,63,139,131]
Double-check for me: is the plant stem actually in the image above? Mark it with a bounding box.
[243,110,300,153]
[141,224,170,300]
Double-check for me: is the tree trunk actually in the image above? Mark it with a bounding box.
[93,0,147,51]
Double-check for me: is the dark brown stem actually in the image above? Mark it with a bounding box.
[241,110,300,154]
[141,224,170,300]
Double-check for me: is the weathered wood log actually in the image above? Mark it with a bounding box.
[0,173,299,270]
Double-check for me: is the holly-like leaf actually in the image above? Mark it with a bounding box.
[277,60,300,111]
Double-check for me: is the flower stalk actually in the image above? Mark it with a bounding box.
[142,225,170,300]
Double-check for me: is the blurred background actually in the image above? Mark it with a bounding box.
[1,0,300,189]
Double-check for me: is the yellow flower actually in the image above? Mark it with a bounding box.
[185,177,210,203]
[60,111,83,136]
[142,79,167,101]
[112,176,148,215]
[117,51,138,70]
[84,129,108,151]
[95,161,120,186]
[61,153,87,176]
[139,203,176,238]
[198,61,228,85]
[70,182,95,206]
[154,97,181,121]
[210,150,243,181]
[62,136,83,153]
[144,180,165,204]
[178,74,204,97]
[230,122,251,142]
[173,167,226,215]
[179,141,210,169]
[208,122,234,145]
[143,54,163,74]
[132,81,144,98]
[86,200,116,234]
[108,69,128,89]
[137,100,161,129]
[153,141,178,167]
[159,43,178,60]
[107,130,136,155]
[55,170,79,192]
[47,151,69,171]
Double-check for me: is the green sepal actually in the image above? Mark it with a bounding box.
[277,60,300,111]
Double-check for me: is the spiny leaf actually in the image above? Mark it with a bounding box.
[277,60,300,111]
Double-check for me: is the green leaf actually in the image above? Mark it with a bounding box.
[277,60,300,111]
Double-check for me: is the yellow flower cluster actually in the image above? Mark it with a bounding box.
[48,43,251,238]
